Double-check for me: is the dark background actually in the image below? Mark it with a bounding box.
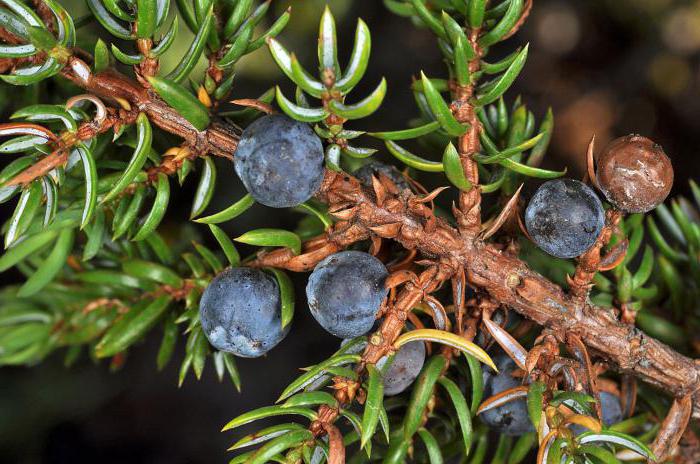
[1,0,699,462]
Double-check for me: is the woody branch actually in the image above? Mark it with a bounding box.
[2,3,699,424]
[0,22,239,169]
[253,170,700,420]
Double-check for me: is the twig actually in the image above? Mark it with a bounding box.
[452,29,483,238]
[651,394,693,462]
[5,149,68,186]
[255,170,700,419]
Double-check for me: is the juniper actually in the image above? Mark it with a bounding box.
[0,1,697,462]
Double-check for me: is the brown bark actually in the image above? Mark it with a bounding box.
[60,58,239,158]
[469,244,700,415]
[254,170,700,419]
[453,29,483,236]
[651,394,693,461]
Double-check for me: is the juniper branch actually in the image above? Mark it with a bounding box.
[2,4,699,454]
[59,57,239,158]
[253,170,700,419]
[453,29,483,237]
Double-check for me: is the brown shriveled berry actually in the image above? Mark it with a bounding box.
[596,135,674,213]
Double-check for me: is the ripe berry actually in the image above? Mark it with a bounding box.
[354,161,410,191]
[481,355,535,436]
[306,251,388,338]
[234,114,325,208]
[382,341,426,396]
[524,179,605,259]
[596,135,673,213]
[199,267,289,357]
[598,391,624,426]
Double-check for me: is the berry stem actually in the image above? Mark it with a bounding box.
[568,208,624,300]
[309,265,448,440]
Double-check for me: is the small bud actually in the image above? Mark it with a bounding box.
[197,86,212,108]
[596,135,673,213]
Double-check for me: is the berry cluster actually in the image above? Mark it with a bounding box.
[203,115,676,411]
[203,118,434,390]
[200,249,389,355]
[0,0,695,461]
[199,245,422,392]
[199,116,676,450]
[524,135,673,259]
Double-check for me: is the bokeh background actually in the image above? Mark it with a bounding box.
[1,0,699,462]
